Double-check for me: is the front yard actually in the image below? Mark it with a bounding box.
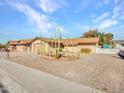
[3,52,124,93]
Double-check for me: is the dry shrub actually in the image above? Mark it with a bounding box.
[80,48,91,54]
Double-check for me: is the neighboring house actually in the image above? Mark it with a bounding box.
[31,37,63,53]
[114,40,124,49]
[8,37,99,53]
[8,39,34,52]
[31,38,50,53]
[62,38,99,53]
[7,40,18,51]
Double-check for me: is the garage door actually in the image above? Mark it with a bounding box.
[33,43,40,53]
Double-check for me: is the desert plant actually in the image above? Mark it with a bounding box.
[37,49,41,55]
[54,26,62,59]
[80,48,91,54]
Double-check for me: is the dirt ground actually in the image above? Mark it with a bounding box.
[1,52,124,93]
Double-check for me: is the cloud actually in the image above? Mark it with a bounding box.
[76,24,93,31]
[96,0,109,8]
[99,19,118,30]
[36,0,68,14]
[114,0,119,4]
[96,2,103,8]
[113,6,121,14]
[112,6,121,19]
[112,0,124,19]
[119,14,124,20]
[104,0,109,5]
[6,0,55,35]
[0,1,5,5]
[93,12,110,23]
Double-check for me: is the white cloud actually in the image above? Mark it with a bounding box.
[96,0,109,8]
[119,15,124,20]
[96,2,103,8]
[112,12,120,19]
[113,6,121,14]
[93,12,110,23]
[104,0,109,5]
[0,2,5,5]
[76,24,93,31]
[114,0,119,4]
[6,0,55,35]
[112,1,123,19]
[99,19,118,29]
[36,0,68,14]
[118,24,124,29]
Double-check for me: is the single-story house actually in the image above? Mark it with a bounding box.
[8,39,34,52]
[7,40,18,51]
[7,37,99,53]
[31,37,64,53]
[114,40,124,49]
[62,37,99,53]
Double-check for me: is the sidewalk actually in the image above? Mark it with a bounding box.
[0,58,106,93]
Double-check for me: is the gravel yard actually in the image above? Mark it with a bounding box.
[1,52,124,93]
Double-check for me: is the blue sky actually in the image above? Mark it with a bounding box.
[0,0,124,43]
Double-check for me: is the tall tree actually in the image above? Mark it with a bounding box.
[81,29,113,46]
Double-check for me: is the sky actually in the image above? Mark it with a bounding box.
[0,0,124,43]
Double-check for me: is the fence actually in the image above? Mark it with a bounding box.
[96,48,120,54]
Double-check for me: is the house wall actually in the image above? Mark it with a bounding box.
[8,45,16,51]
[64,46,77,52]
[16,45,31,52]
[78,44,97,53]
[64,43,97,53]
[16,45,25,52]
[27,45,31,51]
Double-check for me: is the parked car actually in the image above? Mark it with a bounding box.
[118,51,124,58]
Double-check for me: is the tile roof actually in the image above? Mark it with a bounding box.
[8,37,99,46]
[8,40,18,45]
[8,39,34,45]
[62,37,99,45]
[17,39,33,45]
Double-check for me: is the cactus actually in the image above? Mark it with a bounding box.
[57,26,61,56]
[54,32,57,58]
[54,25,61,59]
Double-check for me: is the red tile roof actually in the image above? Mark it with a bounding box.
[62,37,99,45]
[8,39,34,45]
[8,40,18,45]
[8,37,99,46]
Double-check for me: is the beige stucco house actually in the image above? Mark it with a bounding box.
[62,38,99,53]
[31,38,49,53]
[8,39,33,52]
[8,37,99,53]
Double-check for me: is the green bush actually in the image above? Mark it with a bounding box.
[80,48,91,54]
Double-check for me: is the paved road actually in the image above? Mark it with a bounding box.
[0,58,105,93]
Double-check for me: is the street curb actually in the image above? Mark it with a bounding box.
[0,76,30,93]
[0,65,30,93]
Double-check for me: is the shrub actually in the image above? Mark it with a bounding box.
[37,49,45,55]
[80,48,91,54]
[37,49,42,55]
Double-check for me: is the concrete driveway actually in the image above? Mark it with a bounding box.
[0,58,105,93]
